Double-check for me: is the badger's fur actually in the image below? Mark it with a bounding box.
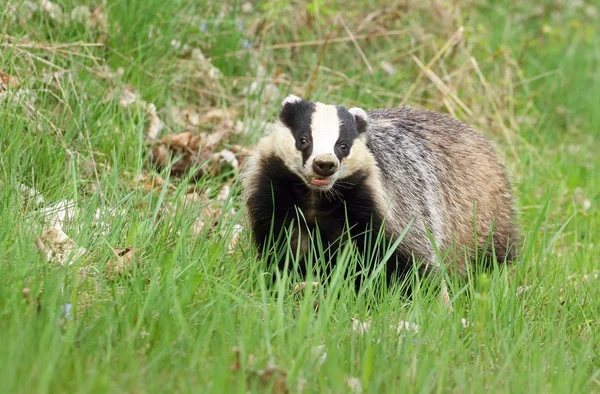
[241,95,517,288]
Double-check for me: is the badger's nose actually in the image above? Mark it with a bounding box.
[312,155,339,177]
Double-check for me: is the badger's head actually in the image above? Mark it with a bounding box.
[275,94,369,191]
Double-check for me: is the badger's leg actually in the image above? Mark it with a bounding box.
[348,221,415,293]
[246,176,311,281]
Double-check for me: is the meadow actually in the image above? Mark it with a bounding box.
[1,1,599,393]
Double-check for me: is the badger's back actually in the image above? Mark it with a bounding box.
[365,107,517,274]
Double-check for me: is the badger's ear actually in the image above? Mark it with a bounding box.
[279,94,305,129]
[282,94,303,106]
[349,107,368,134]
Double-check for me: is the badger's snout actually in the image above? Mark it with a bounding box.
[312,154,339,177]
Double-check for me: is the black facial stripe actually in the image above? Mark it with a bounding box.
[336,106,360,160]
[301,142,313,165]
[279,100,315,165]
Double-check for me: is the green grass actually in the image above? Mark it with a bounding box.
[1,0,599,393]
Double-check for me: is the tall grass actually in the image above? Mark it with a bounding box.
[1,0,599,393]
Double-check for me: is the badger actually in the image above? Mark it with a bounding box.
[240,95,517,292]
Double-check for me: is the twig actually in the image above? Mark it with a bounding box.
[339,16,374,74]
[224,30,406,57]
[303,31,332,98]
[410,54,473,117]
[401,26,464,106]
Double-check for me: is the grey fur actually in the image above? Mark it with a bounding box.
[363,106,517,273]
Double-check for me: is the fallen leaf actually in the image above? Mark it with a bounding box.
[198,108,238,125]
[106,247,138,279]
[149,131,241,179]
[36,227,86,266]
[170,106,201,127]
[0,71,20,91]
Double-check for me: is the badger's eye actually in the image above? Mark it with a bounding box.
[338,143,348,152]
[299,137,309,147]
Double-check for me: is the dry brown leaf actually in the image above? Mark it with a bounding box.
[170,107,201,127]
[0,72,21,91]
[160,131,202,149]
[106,247,138,278]
[149,131,240,178]
[36,227,86,266]
[198,108,237,125]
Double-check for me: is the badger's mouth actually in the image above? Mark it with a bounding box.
[310,177,330,186]
[307,175,335,190]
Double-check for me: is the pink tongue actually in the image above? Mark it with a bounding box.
[311,178,329,186]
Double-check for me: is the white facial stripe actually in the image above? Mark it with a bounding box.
[310,103,340,159]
